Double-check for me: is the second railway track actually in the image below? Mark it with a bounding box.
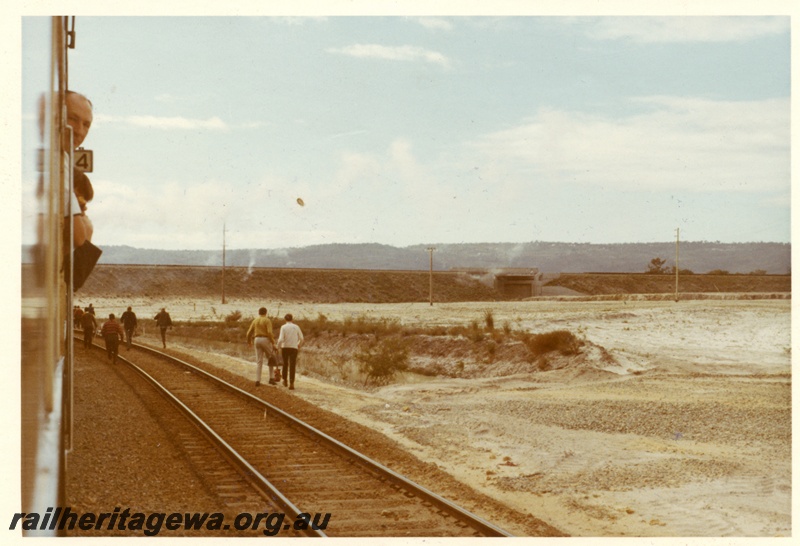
[84,337,512,537]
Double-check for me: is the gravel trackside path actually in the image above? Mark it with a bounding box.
[64,342,561,537]
[65,346,299,537]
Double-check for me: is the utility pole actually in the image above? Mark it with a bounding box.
[427,247,436,306]
[674,227,680,302]
[222,223,226,304]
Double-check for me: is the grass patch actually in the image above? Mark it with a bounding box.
[483,309,495,331]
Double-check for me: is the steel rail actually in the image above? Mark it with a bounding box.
[76,337,326,537]
[131,341,513,537]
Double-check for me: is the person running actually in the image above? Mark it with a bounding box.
[100,313,125,364]
[245,307,277,387]
[277,313,304,390]
[154,308,172,348]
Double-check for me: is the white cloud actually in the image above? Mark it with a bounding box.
[153,92,218,105]
[759,193,791,208]
[154,93,180,103]
[468,96,789,193]
[95,114,229,131]
[584,16,788,43]
[86,92,791,250]
[318,138,505,245]
[328,129,369,140]
[327,44,451,68]
[328,138,433,202]
[330,150,384,195]
[88,174,340,250]
[416,17,454,31]
[273,16,328,26]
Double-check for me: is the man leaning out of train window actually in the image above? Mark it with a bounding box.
[66,90,94,247]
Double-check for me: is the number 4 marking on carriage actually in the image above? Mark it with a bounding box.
[74,148,93,173]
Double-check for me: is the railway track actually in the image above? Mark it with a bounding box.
[78,335,513,537]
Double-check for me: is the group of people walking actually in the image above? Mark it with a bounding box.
[246,308,304,390]
[77,303,305,390]
[76,305,173,363]
[99,306,143,363]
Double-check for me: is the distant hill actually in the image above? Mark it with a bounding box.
[27,241,791,274]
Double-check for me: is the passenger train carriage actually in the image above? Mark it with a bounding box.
[21,16,83,536]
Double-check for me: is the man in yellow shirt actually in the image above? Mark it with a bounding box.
[246,307,277,386]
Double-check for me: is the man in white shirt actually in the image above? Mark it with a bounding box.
[277,314,304,390]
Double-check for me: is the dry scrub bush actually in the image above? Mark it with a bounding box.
[224,310,242,324]
[355,337,410,386]
[300,352,361,384]
[523,330,582,358]
[295,313,327,336]
[443,320,484,342]
[341,315,403,338]
[483,309,495,331]
[486,340,497,362]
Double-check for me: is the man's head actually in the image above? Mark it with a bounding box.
[109,313,115,320]
[258,307,267,316]
[284,313,293,322]
[66,91,93,148]
[127,307,132,311]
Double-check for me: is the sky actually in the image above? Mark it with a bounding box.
[15,5,794,251]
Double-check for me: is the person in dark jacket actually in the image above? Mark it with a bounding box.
[154,308,172,348]
[119,306,138,349]
[81,308,97,349]
[73,306,84,330]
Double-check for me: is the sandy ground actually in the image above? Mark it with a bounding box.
[79,296,792,537]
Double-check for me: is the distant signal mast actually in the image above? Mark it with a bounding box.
[427,247,436,306]
[674,227,679,302]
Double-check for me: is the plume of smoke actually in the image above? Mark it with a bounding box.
[479,268,502,288]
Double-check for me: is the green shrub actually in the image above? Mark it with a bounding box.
[355,337,409,386]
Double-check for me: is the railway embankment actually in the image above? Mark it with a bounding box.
[78,264,790,303]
